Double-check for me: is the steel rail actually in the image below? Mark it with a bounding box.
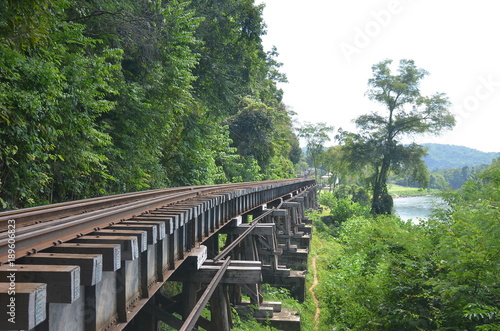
[0,179,303,231]
[0,179,313,263]
[179,257,232,331]
[0,190,202,263]
[0,186,206,231]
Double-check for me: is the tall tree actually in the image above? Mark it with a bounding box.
[298,122,334,179]
[0,0,297,209]
[71,0,202,191]
[188,0,269,116]
[343,59,455,214]
[322,145,350,189]
[0,0,121,208]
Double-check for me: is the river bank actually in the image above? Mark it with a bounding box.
[393,193,435,198]
[388,184,440,198]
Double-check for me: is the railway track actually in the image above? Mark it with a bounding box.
[0,179,312,263]
[0,178,316,331]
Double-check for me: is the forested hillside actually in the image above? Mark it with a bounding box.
[423,143,499,169]
[0,0,301,210]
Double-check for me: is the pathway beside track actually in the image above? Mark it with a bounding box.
[309,255,321,330]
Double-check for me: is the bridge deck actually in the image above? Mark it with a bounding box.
[0,179,316,331]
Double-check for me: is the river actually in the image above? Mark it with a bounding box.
[393,195,447,222]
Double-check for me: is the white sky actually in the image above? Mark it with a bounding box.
[259,0,500,153]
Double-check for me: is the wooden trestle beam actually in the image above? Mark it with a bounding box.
[179,257,231,331]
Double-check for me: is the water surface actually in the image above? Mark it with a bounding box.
[393,195,446,222]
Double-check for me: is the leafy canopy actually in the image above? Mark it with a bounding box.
[342,59,455,214]
[0,0,298,209]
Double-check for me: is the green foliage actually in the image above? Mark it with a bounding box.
[231,285,307,331]
[261,284,302,312]
[427,158,500,329]
[298,122,333,179]
[387,184,439,197]
[188,0,268,115]
[318,191,370,237]
[322,145,351,187]
[312,159,500,330]
[227,98,277,170]
[429,164,488,190]
[423,143,499,170]
[329,184,371,206]
[0,0,299,209]
[463,303,500,330]
[0,3,121,207]
[232,317,279,331]
[226,97,298,179]
[317,214,440,329]
[330,198,369,224]
[0,0,69,51]
[341,59,455,214]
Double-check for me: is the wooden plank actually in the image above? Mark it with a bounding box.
[227,216,243,227]
[204,260,261,268]
[213,209,273,262]
[72,235,138,261]
[150,211,184,226]
[158,206,199,221]
[93,229,147,252]
[0,282,46,330]
[110,223,158,244]
[131,216,174,235]
[171,206,199,219]
[157,238,167,281]
[19,252,103,286]
[116,262,127,322]
[0,264,80,303]
[222,224,275,236]
[178,225,186,259]
[209,285,232,331]
[181,282,200,320]
[140,250,149,298]
[167,232,175,271]
[120,220,166,240]
[44,243,121,272]
[85,284,98,331]
[184,245,207,271]
[170,265,261,284]
[282,202,300,208]
[271,209,287,217]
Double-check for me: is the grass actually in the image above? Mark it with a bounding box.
[305,208,344,330]
[388,184,440,197]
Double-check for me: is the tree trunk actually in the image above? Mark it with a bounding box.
[371,156,393,215]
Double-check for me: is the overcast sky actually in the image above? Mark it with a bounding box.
[259,0,500,153]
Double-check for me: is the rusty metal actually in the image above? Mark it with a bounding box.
[0,190,197,262]
[0,181,269,231]
[0,179,314,263]
[0,186,201,231]
[179,257,231,331]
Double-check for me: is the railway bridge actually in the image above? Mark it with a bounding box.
[0,179,317,331]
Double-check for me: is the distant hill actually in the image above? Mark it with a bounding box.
[302,143,498,170]
[423,143,499,169]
